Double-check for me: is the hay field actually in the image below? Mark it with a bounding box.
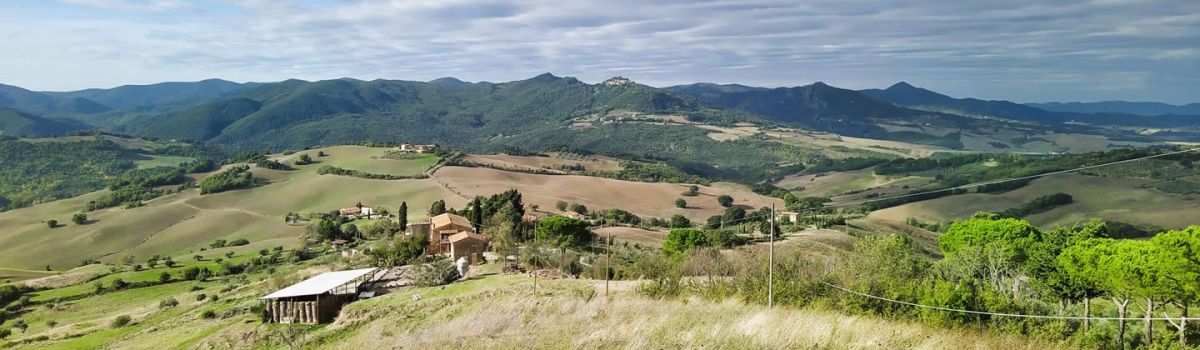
[869,174,1200,229]
[434,166,783,221]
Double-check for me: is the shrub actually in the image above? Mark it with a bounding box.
[669,214,691,228]
[717,195,734,208]
[111,315,132,328]
[196,293,207,301]
[200,310,216,319]
[415,258,460,287]
[71,213,88,225]
[111,278,129,289]
[674,198,687,208]
[46,219,58,228]
[0,328,9,339]
[682,185,699,196]
[227,238,250,246]
[569,203,588,215]
[159,297,179,309]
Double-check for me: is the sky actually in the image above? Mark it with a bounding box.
[0,0,1196,104]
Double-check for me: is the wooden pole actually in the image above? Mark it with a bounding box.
[769,203,775,309]
[532,226,537,296]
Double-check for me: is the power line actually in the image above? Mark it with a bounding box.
[821,281,1200,321]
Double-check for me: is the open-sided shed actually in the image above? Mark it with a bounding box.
[261,268,376,324]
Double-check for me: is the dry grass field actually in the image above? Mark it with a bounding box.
[594,226,668,247]
[434,166,783,221]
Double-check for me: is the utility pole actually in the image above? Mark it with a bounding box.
[769,203,775,309]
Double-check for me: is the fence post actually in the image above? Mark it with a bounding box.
[769,204,775,309]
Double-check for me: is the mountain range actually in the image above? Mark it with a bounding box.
[1,74,1197,150]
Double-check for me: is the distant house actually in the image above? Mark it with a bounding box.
[339,203,374,219]
[448,232,488,263]
[399,144,437,153]
[777,211,800,224]
[261,268,376,324]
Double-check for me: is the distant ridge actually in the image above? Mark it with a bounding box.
[1028,101,1200,117]
[45,79,258,109]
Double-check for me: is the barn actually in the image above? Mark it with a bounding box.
[261,268,377,324]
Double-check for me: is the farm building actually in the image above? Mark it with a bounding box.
[399,144,437,153]
[448,232,488,263]
[428,213,475,253]
[339,205,375,219]
[776,211,800,223]
[261,268,377,324]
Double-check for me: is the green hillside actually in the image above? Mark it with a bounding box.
[0,109,90,137]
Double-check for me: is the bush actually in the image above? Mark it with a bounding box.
[227,238,250,246]
[111,315,132,328]
[569,203,588,215]
[670,214,691,228]
[717,195,734,207]
[159,297,179,309]
[46,219,58,228]
[0,328,10,339]
[674,198,687,208]
[200,310,216,319]
[682,185,699,196]
[196,293,207,301]
[415,259,460,287]
[71,213,88,225]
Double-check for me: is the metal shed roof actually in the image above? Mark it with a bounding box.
[262,268,376,299]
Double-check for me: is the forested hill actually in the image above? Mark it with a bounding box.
[109,74,758,150]
[860,82,1200,128]
[0,108,90,137]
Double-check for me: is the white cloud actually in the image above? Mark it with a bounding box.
[60,0,193,12]
[1,0,1195,103]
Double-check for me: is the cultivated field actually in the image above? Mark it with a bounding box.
[434,166,784,221]
[775,168,933,200]
[869,173,1200,229]
[463,153,622,172]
